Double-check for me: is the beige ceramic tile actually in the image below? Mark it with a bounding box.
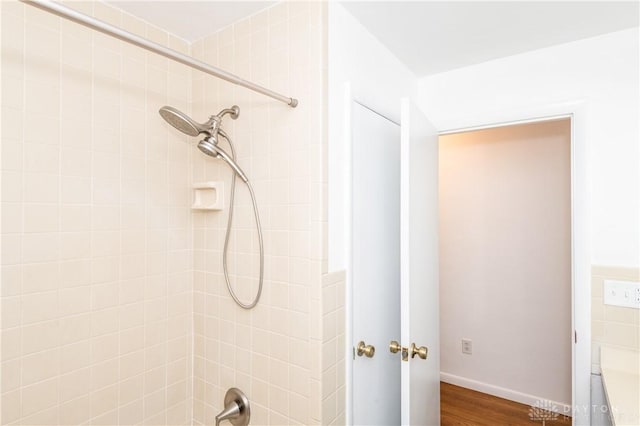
[592,267,640,369]
[3,2,330,424]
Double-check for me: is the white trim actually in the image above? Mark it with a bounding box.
[399,98,411,425]
[434,99,586,135]
[344,82,354,426]
[439,113,572,135]
[568,104,592,426]
[441,372,573,417]
[437,100,591,426]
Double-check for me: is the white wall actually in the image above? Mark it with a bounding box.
[418,28,640,268]
[327,3,418,271]
[439,120,572,406]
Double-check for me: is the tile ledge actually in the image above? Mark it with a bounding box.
[600,345,640,426]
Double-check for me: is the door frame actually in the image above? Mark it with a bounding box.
[438,100,590,425]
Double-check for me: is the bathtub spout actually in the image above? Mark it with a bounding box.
[215,400,240,426]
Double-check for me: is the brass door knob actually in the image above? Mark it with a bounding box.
[357,341,375,358]
[410,343,428,360]
[389,340,402,354]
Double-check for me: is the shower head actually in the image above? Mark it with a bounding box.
[159,105,240,137]
[159,106,208,136]
[198,136,248,183]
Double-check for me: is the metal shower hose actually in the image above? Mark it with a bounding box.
[221,134,264,309]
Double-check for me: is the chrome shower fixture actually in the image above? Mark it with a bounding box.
[159,105,247,183]
[158,106,208,136]
[158,104,264,310]
[198,132,248,182]
[159,105,239,137]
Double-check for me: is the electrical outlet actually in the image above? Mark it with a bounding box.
[462,339,472,355]
[604,280,640,309]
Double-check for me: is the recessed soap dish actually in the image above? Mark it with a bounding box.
[192,181,224,210]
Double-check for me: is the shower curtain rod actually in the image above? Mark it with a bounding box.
[21,0,299,108]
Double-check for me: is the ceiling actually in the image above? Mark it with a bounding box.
[106,1,274,42]
[107,1,639,75]
[342,1,639,76]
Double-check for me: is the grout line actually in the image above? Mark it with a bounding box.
[116,13,123,424]
[55,8,63,420]
[17,1,27,420]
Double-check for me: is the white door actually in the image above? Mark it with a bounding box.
[400,98,440,425]
[351,98,439,425]
[351,101,401,425]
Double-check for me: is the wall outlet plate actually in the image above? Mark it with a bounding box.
[604,280,640,309]
[462,338,472,354]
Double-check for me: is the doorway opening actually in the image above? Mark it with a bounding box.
[438,118,573,423]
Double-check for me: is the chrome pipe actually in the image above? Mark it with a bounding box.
[20,0,299,108]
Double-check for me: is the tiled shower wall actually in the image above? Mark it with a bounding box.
[2,1,339,425]
[188,2,333,424]
[591,266,640,372]
[321,270,346,425]
[1,2,194,424]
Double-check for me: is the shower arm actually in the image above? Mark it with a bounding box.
[202,106,239,135]
[215,106,240,120]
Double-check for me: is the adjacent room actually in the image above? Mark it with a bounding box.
[439,119,572,424]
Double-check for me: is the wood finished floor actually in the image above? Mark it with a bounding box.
[440,382,572,425]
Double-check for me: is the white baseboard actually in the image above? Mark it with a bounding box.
[440,372,572,417]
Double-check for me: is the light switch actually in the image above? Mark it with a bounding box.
[603,280,640,309]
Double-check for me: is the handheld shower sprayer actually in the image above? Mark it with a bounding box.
[198,130,248,183]
[159,105,247,181]
[159,105,264,309]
